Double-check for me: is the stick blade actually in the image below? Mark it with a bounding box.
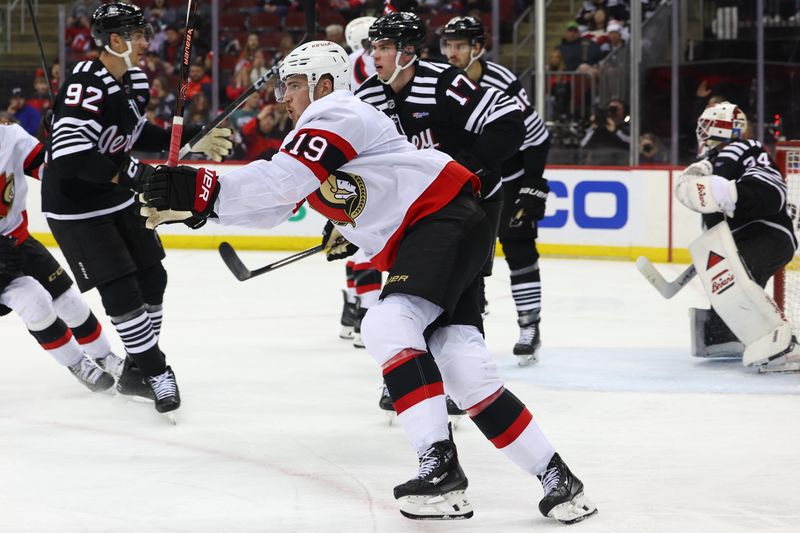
[218,242,252,281]
[636,256,679,298]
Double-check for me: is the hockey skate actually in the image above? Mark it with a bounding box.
[514,313,541,366]
[445,395,466,429]
[94,352,125,379]
[68,356,115,393]
[537,453,597,525]
[758,336,800,373]
[394,431,473,520]
[147,366,180,422]
[339,291,357,339]
[116,357,155,400]
[352,301,366,349]
[379,383,396,425]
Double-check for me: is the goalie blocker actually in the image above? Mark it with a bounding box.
[689,221,796,367]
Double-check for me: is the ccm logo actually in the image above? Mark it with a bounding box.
[198,169,215,202]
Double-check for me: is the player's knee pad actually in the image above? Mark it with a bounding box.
[501,238,539,271]
[97,274,145,318]
[52,285,91,325]
[428,324,504,410]
[136,263,167,306]
[360,293,442,366]
[690,221,792,366]
[0,276,57,330]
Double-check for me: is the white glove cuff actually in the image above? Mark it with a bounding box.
[709,175,738,217]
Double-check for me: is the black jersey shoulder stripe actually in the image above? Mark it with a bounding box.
[464,88,499,133]
[355,84,384,98]
[417,60,447,73]
[484,60,517,85]
[406,95,437,105]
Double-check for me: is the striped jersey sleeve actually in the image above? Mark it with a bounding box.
[481,60,549,148]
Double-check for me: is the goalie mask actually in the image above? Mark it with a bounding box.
[346,16,377,53]
[369,12,425,85]
[91,2,152,69]
[441,16,486,71]
[275,41,351,103]
[696,102,748,151]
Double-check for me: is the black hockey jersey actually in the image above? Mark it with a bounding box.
[354,59,525,199]
[705,139,797,250]
[42,59,169,218]
[477,59,549,150]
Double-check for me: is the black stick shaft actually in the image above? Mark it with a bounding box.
[25,0,55,101]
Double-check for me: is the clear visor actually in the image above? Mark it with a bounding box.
[126,23,154,45]
[274,75,307,103]
[440,39,471,55]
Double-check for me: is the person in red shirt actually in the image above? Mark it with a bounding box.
[185,58,212,101]
[239,103,284,160]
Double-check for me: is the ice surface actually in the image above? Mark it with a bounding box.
[1,249,798,533]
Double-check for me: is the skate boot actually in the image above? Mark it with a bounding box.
[68,356,115,392]
[378,382,396,424]
[537,453,597,524]
[339,290,357,339]
[393,430,473,520]
[352,301,367,349]
[445,395,465,429]
[94,352,125,379]
[116,356,155,400]
[514,312,541,366]
[147,366,181,414]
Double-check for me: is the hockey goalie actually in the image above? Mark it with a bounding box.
[675,102,799,370]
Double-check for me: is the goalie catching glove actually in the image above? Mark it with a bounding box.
[675,161,738,217]
[185,127,234,162]
[138,165,219,229]
[322,221,358,261]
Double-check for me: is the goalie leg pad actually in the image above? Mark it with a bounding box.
[689,221,792,367]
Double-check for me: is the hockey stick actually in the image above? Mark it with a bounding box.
[298,0,318,46]
[635,257,697,299]
[166,0,199,166]
[218,242,324,281]
[24,0,55,102]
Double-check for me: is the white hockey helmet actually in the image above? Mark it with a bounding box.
[696,101,748,150]
[346,16,377,52]
[275,40,351,103]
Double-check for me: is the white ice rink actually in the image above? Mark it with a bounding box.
[1,248,799,533]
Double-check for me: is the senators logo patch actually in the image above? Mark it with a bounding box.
[0,172,15,219]
[308,171,366,227]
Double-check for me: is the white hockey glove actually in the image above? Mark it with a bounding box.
[681,159,713,177]
[675,173,738,217]
[186,127,233,162]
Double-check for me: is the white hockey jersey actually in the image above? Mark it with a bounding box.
[349,49,376,90]
[0,124,43,243]
[214,90,478,271]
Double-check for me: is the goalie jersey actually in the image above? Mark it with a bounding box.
[213,89,479,271]
[705,139,797,250]
[354,60,524,198]
[42,59,169,219]
[0,124,45,242]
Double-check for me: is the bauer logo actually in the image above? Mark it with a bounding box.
[539,180,628,229]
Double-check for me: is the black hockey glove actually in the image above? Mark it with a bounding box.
[0,236,23,276]
[140,165,220,218]
[322,220,358,262]
[117,155,155,191]
[513,178,550,222]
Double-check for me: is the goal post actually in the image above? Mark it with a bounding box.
[774,141,800,326]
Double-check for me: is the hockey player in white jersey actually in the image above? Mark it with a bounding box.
[0,122,123,391]
[346,16,377,90]
[675,102,798,370]
[138,40,597,525]
[442,16,552,364]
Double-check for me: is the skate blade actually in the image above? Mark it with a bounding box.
[516,353,539,367]
[397,490,473,520]
[449,414,465,430]
[339,326,354,340]
[759,360,800,373]
[382,410,396,426]
[547,492,598,525]
[163,412,178,425]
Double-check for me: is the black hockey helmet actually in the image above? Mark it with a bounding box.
[442,16,486,47]
[91,2,151,47]
[369,12,426,52]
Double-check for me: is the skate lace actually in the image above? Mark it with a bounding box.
[416,447,441,479]
[96,353,124,378]
[69,359,106,384]
[148,370,177,400]
[540,465,560,495]
[518,324,537,344]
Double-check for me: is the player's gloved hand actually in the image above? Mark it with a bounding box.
[139,165,219,221]
[322,221,358,261]
[0,236,23,276]
[186,128,234,162]
[513,178,550,222]
[675,173,738,217]
[117,155,155,191]
[681,159,713,177]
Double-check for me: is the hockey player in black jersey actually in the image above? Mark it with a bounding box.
[442,16,551,364]
[675,102,798,370]
[42,3,231,415]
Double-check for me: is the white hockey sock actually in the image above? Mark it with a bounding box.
[52,287,112,359]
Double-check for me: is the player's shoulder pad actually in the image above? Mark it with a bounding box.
[484,60,518,84]
[64,60,117,94]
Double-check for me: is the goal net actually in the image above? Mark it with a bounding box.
[774,141,800,332]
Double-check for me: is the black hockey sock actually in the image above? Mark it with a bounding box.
[111,309,166,376]
[382,349,444,414]
[469,388,533,449]
[510,262,541,318]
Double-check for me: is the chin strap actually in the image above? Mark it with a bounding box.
[465,48,485,71]
[104,40,135,69]
[379,50,418,86]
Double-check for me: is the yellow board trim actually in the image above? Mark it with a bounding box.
[30,232,692,263]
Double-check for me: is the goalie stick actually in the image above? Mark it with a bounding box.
[635,257,697,299]
[219,242,324,281]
